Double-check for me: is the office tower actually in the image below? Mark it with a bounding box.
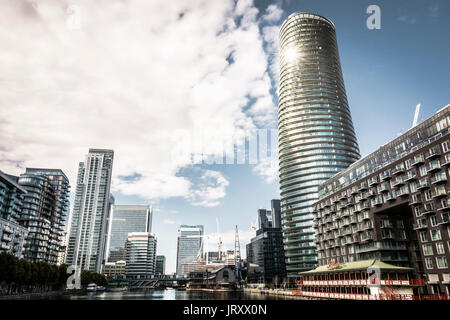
[156,255,166,275]
[246,200,286,284]
[314,104,450,295]
[17,168,70,264]
[176,225,204,276]
[278,13,360,277]
[0,171,28,258]
[105,205,152,262]
[258,209,272,229]
[125,232,157,279]
[271,199,281,228]
[66,149,114,273]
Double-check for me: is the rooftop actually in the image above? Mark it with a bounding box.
[299,259,413,275]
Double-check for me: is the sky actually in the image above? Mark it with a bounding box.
[0,0,449,274]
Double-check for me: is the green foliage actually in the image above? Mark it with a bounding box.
[80,270,107,286]
[0,252,69,289]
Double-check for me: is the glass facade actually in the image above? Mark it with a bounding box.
[105,205,152,262]
[278,13,360,277]
[66,149,114,273]
[176,225,204,276]
[125,232,157,279]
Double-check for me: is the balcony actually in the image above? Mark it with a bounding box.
[381,230,394,239]
[2,234,12,242]
[432,187,447,198]
[371,196,383,207]
[383,192,396,202]
[437,199,450,210]
[440,213,450,225]
[405,170,417,182]
[425,146,441,159]
[396,187,410,197]
[412,154,425,166]
[380,170,392,181]
[359,181,368,191]
[392,164,405,175]
[427,160,441,173]
[393,175,406,187]
[368,188,377,198]
[2,226,13,234]
[413,222,428,230]
[378,182,390,193]
[423,203,435,214]
[409,194,422,205]
[442,154,450,166]
[431,172,447,184]
[350,186,358,195]
[368,176,379,186]
[417,178,430,190]
[361,231,374,242]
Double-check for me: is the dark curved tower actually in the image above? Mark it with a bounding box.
[278,13,360,278]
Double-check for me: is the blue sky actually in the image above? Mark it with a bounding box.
[119,0,450,273]
[1,0,449,274]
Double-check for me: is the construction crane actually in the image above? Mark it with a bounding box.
[216,217,223,261]
[234,225,242,283]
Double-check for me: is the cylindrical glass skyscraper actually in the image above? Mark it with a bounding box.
[278,13,360,278]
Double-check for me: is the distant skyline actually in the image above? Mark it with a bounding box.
[0,0,449,273]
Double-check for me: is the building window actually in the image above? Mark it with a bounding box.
[424,190,432,201]
[436,242,445,255]
[442,140,450,153]
[423,244,434,256]
[419,165,427,176]
[399,230,407,239]
[430,229,442,241]
[436,256,448,269]
[430,215,439,227]
[425,257,434,269]
[419,231,428,242]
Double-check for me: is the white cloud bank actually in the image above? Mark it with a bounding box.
[0,0,282,206]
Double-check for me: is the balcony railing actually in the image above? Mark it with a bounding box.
[411,154,425,166]
[380,170,392,180]
[425,146,441,159]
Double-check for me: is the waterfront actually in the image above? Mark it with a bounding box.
[30,288,306,300]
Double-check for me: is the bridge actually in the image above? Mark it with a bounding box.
[127,275,189,289]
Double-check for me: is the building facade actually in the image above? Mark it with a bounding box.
[156,255,166,275]
[313,105,450,295]
[125,232,157,279]
[176,225,204,276]
[66,149,114,273]
[0,171,28,258]
[102,260,126,278]
[105,205,152,262]
[278,12,360,278]
[17,168,70,264]
[246,200,286,284]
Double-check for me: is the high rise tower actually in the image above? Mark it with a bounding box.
[278,13,360,278]
[66,149,114,273]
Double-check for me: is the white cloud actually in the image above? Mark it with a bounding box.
[0,0,281,206]
[262,4,283,23]
[163,218,176,225]
[252,156,279,184]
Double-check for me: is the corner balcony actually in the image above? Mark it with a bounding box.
[442,154,450,166]
[427,160,441,173]
[439,213,450,225]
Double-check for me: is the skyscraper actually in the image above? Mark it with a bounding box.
[105,205,152,262]
[17,168,70,264]
[125,232,157,279]
[246,200,286,284]
[176,225,203,276]
[278,13,360,277]
[66,149,114,273]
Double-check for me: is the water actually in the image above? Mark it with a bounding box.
[41,288,302,300]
